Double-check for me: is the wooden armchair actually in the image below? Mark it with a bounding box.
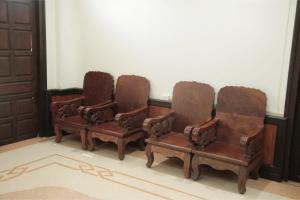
[51,71,113,149]
[85,75,150,160]
[143,82,214,178]
[189,86,266,194]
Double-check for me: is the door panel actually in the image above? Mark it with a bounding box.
[17,119,34,135]
[0,1,8,23]
[0,123,12,139]
[13,30,32,50]
[0,0,38,145]
[0,56,10,76]
[0,101,11,117]
[16,98,34,114]
[13,2,31,24]
[0,29,9,49]
[0,82,33,95]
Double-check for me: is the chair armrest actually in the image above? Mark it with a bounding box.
[115,106,148,130]
[183,117,213,139]
[51,96,85,121]
[240,127,264,160]
[78,100,112,118]
[187,119,218,148]
[143,111,175,138]
[83,102,117,124]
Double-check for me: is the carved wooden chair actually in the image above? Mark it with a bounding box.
[51,71,113,149]
[188,86,266,194]
[143,82,214,178]
[85,75,150,160]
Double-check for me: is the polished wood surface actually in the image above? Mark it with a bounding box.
[51,71,113,149]
[190,86,267,194]
[87,75,150,160]
[263,124,277,166]
[144,82,214,178]
[149,105,277,166]
[0,0,39,145]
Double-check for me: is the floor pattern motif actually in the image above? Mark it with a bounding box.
[0,136,292,200]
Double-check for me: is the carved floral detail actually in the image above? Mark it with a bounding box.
[84,108,114,124]
[191,127,217,149]
[118,110,148,131]
[145,116,175,138]
[55,102,81,119]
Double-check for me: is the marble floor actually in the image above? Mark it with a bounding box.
[0,135,299,200]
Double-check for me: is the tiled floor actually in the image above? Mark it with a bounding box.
[0,135,299,200]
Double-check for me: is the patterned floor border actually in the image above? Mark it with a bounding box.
[0,154,207,200]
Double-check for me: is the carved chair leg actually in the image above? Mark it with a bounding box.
[54,125,62,143]
[87,132,95,151]
[191,155,201,181]
[79,130,87,150]
[237,167,248,194]
[145,144,154,168]
[117,139,126,160]
[183,153,191,178]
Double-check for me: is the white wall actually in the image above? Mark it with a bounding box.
[46,0,297,116]
[45,0,57,89]
[46,0,83,89]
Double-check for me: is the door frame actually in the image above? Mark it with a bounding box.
[35,0,47,137]
[284,0,300,180]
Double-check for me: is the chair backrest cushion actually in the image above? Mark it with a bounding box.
[115,75,150,113]
[216,86,266,145]
[171,81,214,132]
[83,71,114,106]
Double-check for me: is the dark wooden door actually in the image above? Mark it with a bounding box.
[0,0,39,145]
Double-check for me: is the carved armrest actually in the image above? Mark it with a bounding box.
[78,100,112,118]
[115,106,148,131]
[143,111,176,138]
[51,96,85,121]
[183,117,213,139]
[240,127,264,160]
[186,119,218,148]
[83,102,117,124]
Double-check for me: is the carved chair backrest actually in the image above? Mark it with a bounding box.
[115,75,150,113]
[83,71,114,106]
[216,86,266,145]
[171,82,214,132]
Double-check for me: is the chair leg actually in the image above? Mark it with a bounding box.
[238,167,248,194]
[145,144,154,168]
[54,125,62,143]
[191,155,202,181]
[183,153,191,178]
[79,130,87,150]
[87,132,95,151]
[117,139,126,160]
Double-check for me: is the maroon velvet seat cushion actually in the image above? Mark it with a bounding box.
[146,132,192,153]
[194,142,249,166]
[57,115,88,129]
[89,121,141,138]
